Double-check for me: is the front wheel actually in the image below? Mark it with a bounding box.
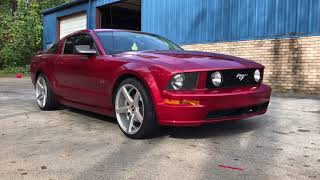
[114,78,158,139]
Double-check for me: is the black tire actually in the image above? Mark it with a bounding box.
[114,78,158,139]
[36,74,59,110]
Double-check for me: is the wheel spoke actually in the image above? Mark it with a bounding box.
[121,86,133,103]
[42,94,46,107]
[37,94,44,100]
[116,106,129,114]
[133,92,140,107]
[37,81,44,90]
[128,114,135,133]
[133,111,143,123]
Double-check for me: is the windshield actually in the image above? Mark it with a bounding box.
[96,31,183,55]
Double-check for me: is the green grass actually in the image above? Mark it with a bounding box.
[0,71,30,78]
[0,67,30,78]
[0,72,15,77]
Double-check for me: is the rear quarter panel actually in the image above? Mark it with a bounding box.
[30,53,59,89]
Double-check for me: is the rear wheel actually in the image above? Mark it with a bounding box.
[35,74,58,110]
[114,78,158,139]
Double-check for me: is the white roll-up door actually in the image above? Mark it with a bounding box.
[59,13,87,39]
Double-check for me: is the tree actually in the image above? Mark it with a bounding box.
[0,0,69,69]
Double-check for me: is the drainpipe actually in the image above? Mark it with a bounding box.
[88,0,91,29]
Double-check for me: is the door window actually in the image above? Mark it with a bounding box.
[63,34,97,54]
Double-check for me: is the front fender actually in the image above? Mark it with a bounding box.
[110,62,164,105]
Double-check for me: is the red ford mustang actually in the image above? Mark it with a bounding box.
[31,29,271,138]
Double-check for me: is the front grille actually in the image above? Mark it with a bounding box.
[207,102,269,119]
[207,69,263,88]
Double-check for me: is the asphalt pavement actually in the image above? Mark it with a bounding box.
[0,77,319,180]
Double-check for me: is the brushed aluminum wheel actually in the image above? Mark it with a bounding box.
[115,84,144,135]
[35,76,47,108]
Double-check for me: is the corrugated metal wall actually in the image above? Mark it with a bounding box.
[142,0,320,45]
[43,0,320,49]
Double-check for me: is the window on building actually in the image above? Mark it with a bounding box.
[98,0,141,31]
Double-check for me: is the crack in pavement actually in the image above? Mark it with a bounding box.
[0,111,42,120]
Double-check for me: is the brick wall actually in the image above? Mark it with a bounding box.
[182,36,320,94]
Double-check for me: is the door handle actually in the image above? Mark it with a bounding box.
[80,56,89,61]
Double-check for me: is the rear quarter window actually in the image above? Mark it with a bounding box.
[47,43,59,54]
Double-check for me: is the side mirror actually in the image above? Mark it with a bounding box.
[74,45,97,55]
[37,51,45,55]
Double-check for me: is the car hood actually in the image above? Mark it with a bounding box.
[115,50,264,71]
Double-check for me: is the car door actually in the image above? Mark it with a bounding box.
[54,33,106,107]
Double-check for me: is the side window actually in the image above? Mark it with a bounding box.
[63,34,97,54]
[47,42,59,54]
[75,34,94,48]
[63,35,77,54]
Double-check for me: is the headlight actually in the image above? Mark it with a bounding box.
[168,72,199,90]
[171,74,184,90]
[254,69,261,82]
[211,71,223,87]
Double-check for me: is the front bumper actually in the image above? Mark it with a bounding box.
[156,84,272,126]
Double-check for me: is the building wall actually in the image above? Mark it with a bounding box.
[43,2,89,49]
[182,36,320,94]
[143,0,320,45]
[43,0,320,49]
[43,0,120,49]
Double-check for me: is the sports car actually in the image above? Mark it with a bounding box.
[30,29,271,138]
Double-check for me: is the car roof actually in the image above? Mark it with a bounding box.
[93,29,141,33]
[61,29,153,40]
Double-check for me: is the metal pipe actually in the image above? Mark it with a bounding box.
[88,0,91,29]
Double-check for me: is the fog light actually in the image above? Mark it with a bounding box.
[164,99,181,105]
[181,99,200,106]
